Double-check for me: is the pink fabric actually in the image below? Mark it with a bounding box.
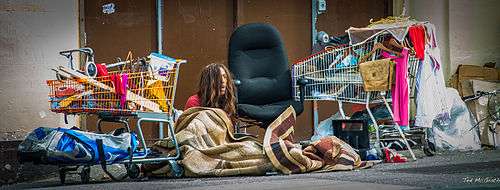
[111,74,128,108]
[120,74,128,108]
[382,48,409,126]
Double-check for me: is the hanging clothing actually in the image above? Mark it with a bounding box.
[423,24,441,71]
[415,45,450,127]
[414,23,451,128]
[382,48,410,127]
[408,25,426,61]
[120,74,128,109]
[111,74,128,109]
[96,64,108,77]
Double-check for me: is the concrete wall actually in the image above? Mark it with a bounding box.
[448,0,500,74]
[406,0,451,78]
[405,0,500,79]
[0,0,78,141]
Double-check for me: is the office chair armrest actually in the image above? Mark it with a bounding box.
[233,79,241,104]
[297,78,309,103]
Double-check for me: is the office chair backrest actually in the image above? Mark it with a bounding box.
[228,23,292,105]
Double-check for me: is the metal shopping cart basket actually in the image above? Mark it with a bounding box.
[44,50,186,183]
[292,34,420,160]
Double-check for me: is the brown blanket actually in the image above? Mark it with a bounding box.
[146,107,273,177]
[147,106,372,177]
[263,106,373,174]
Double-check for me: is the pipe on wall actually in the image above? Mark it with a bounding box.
[157,0,164,138]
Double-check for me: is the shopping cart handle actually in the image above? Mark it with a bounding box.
[297,78,309,103]
[59,47,94,57]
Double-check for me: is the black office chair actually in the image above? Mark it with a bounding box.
[228,23,307,129]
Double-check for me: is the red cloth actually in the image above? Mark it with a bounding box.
[96,63,108,77]
[111,74,127,108]
[184,94,201,110]
[408,25,426,60]
[55,87,77,98]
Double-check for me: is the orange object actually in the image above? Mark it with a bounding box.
[47,66,180,114]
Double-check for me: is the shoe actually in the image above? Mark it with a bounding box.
[383,147,407,163]
[392,154,407,163]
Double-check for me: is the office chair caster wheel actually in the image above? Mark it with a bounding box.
[80,166,91,183]
[423,140,435,156]
[59,168,66,184]
[127,163,140,179]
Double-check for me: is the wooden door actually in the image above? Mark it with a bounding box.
[234,0,313,140]
[81,0,391,141]
[82,0,158,140]
[314,0,392,137]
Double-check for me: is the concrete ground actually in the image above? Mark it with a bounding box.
[3,150,500,190]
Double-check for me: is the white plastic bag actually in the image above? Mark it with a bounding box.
[430,88,481,151]
[311,112,344,141]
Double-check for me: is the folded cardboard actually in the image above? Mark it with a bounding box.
[448,64,499,97]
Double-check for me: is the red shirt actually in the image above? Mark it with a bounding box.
[184,94,201,110]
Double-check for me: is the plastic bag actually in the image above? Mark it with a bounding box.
[310,112,344,142]
[18,127,139,165]
[429,88,481,151]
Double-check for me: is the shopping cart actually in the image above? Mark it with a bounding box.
[292,34,418,160]
[46,51,186,183]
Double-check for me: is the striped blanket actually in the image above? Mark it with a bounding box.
[263,106,373,174]
[146,106,372,177]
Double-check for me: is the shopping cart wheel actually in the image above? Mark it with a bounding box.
[169,160,183,178]
[423,140,436,156]
[59,168,66,184]
[80,166,91,183]
[127,163,140,179]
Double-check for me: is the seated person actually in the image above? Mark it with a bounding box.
[184,63,237,123]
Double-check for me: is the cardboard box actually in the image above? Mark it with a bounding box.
[448,65,499,97]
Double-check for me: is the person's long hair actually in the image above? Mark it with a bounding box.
[197,63,237,121]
